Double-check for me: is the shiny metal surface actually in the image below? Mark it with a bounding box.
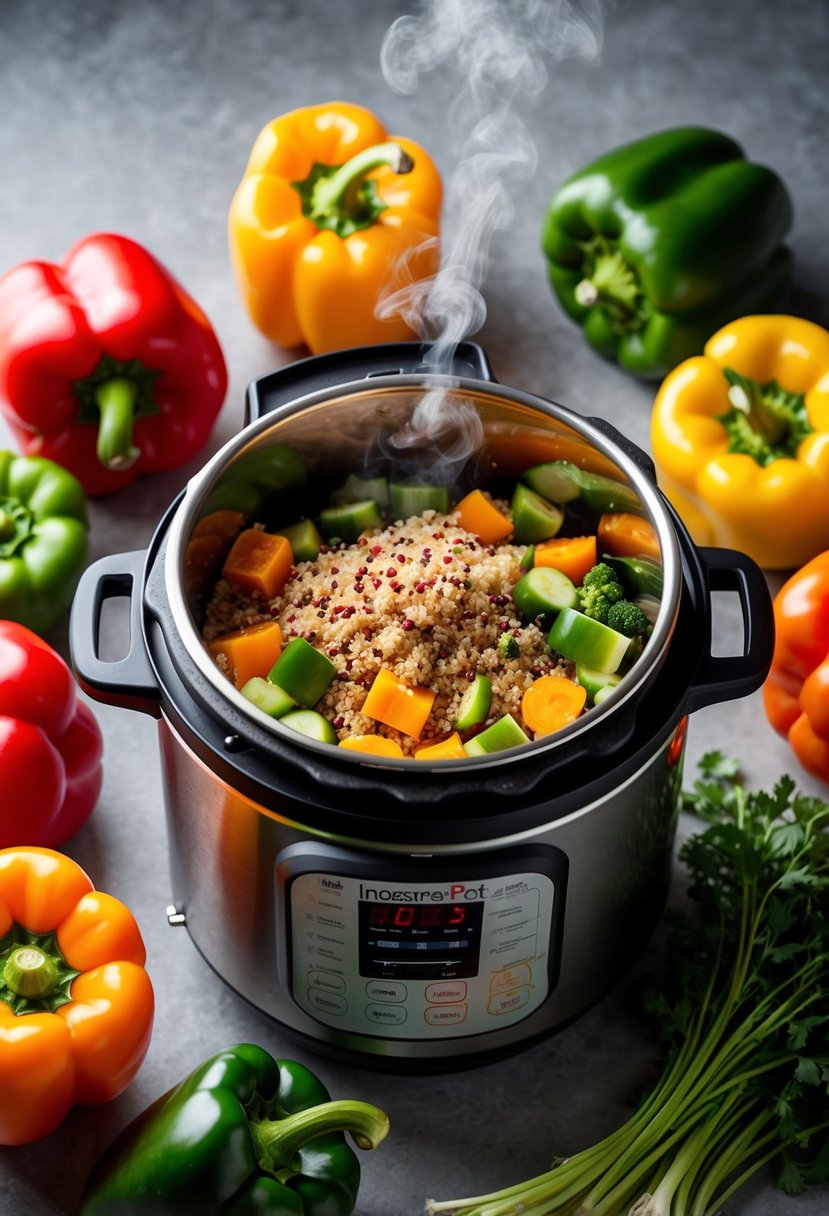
[158,712,684,1061]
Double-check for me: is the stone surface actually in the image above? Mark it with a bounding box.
[1,0,827,1212]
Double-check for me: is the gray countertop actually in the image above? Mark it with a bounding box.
[1,1,828,1212]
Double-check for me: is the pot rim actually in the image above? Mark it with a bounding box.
[163,372,682,770]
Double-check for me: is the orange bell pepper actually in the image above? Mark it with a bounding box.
[454,489,513,544]
[534,535,597,584]
[208,621,284,690]
[228,102,442,354]
[222,529,294,599]
[362,668,435,739]
[651,315,829,569]
[0,846,154,1144]
[763,550,829,784]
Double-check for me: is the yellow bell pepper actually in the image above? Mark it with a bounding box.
[651,315,829,569]
[228,101,442,354]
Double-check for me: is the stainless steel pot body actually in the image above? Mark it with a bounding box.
[70,342,772,1067]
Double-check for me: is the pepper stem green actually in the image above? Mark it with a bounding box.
[94,377,141,471]
[309,142,413,224]
[249,1098,389,1173]
[3,946,58,999]
[0,509,14,542]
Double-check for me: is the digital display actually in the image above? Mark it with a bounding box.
[358,899,484,981]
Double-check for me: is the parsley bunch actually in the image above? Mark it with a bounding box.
[427,755,829,1216]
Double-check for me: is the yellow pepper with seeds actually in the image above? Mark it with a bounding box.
[650,315,829,569]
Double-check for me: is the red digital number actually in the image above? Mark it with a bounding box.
[448,906,466,926]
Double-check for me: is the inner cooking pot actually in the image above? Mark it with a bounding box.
[69,343,774,1067]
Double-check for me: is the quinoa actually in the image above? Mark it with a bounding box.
[203,510,574,756]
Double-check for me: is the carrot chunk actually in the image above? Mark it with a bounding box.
[522,674,587,737]
[533,535,597,584]
[339,736,405,758]
[597,513,660,560]
[222,529,294,598]
[454,489,513,543]
[414,732,466,760]
[208,621,283,689]
[362,669,436,739]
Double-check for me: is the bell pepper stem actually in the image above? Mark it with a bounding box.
[0,509,14,542]
[575,245,640,319]
[725,374,787,447]
[95,377,141,471]
[250,1098,389,1171]
[2,946,58,999]
[309,142,414,224]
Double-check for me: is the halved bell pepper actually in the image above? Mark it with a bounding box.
[542,127,792,379]
[0,451,87,632]
[0,233,228,495]
[0,621,103,847]
[764,551,829,784]
[0,846,154,1144]
[81,1043,389,1215]
[651,315,829,569]
[228,102,442,353]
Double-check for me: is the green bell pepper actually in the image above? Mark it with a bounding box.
[80,1043,389,1216]
[541,127,793,379]
[0,451,87,633]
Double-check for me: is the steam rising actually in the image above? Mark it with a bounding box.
[377,0,604,477]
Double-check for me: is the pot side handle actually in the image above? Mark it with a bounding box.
[245,342,496,422]
[683,547,774,714]
[69,550,161,718]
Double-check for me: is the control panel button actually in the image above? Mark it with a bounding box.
[424,1003,467,1026]
[487,986,531,1016]
[489,963,532,995]
[307,990,347,1016]
[365,980,408,1003]
[308,971,346,994]
[365,1003,408,1026]
[425,981,467,1003]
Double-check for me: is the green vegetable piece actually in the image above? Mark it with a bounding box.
[593,683,618,706]
[240,677,295,718]
[204,444,306,515]
[522,460,640,515]
[499,633,521,659]
[575,663,623,705]
[0,451,88,634]
[318,499,382,542]
[281,709,338,744]
[604,553,664,598]
[463,713,529,756]
[453,674,492,730]
[80,1043,388,1216]
[519,545,535,572]
[510,483,564,544]
[513,566,578,621]
[606,599,651,637]
[268,637,336,706]
[541,127,793,379]
[547,607,630,673]
[276,518,323,562]
[332,473,390,510]
[388,480,450,519]
[577,561,626,623]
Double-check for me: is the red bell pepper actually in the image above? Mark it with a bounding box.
[0,622,103,847]
[0,233,228,495]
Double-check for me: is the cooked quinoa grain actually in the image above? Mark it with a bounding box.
[203,511,574,755]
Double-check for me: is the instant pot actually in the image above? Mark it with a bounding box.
[70,342,773,1069]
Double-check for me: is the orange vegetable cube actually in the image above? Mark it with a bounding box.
[522,674,587,737]
[454,489,513,543]
[597,513,660,560]
[414,732,466,760]
[222,529,294,598]
[208,621,283,689]
[362,669,436,739]
[339,735,405,759]
[534,535,597,584]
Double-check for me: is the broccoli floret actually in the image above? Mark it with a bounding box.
[607,599,651,637]
[498,634,520,659]
[577,562,626,623]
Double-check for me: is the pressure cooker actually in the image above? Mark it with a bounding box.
[70,342,773,1069]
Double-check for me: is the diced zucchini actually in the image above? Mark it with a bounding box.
[240,677,296,718]
[593,683,618,706]
[453,674,492,730]
[388,480,450,519]
[519,545,535,571]
[331,474,390,510]
[318,499,383,542]
[498,633,520,659]
[463,713,529,756]
[276,519,322,562]
[281,709,338,744]
[575,664,623,706]
[513,567,578,621]
[268,638,337,706]
[547,607,630,673]
[511,483,564,544]
[604,554,664,598]
[523,461,640,515]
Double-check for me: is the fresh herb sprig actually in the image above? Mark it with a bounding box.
[427,754,829,1216]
